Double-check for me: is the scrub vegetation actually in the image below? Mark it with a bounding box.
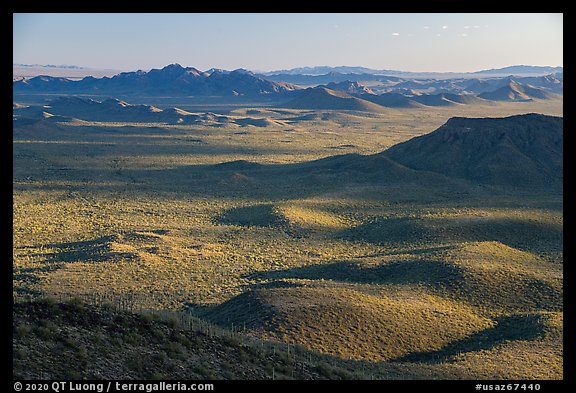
[13,97,563,380]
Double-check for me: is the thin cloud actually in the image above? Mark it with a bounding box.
[392,32,400,36]
[442,25,448,29]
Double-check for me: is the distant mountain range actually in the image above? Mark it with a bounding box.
[16,63,562,77]
[281,76,560,112]
[14,63,563,96]
[14,63,87,69]
[262,71,563,93]
[13,63,124,80]
[13,63,300,98]
[14,63,563,109]
[259,72,403,86]
[470,65,563,76]
[260,66,387,76]
[262,65,563,77]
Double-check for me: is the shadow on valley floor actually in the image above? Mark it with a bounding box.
[391,313,547,364]
[14,137,316,159]
[13,151,528,203]
[338,216,563,255]
[15,230,170,266]
[17,235,137,265]
[187,283,300,331]
[244,259,463,288]
[216,203,287,228]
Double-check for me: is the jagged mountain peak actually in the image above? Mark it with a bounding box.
[13,63,300,98]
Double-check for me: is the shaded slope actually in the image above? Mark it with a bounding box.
[16,299,556,380]
[411,93,459,106]
[359,92,424,108]
[258,153,456,190]
[380,113,563,188]
[216,203,286,228]
[393,313,549,363]
[340,212,563,254]
[440,93,491,105]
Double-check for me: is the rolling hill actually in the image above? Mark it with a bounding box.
[12,97,287,127]
[201,283,494,362]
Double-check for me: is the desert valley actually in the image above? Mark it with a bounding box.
[12,59,563,382]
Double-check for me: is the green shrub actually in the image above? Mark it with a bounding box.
[14,324,32,338]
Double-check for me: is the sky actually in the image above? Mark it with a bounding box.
[13,13,563,73]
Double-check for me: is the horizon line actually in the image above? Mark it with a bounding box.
[13,63,564,75]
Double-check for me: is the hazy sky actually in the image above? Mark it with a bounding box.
[13,13,563,73]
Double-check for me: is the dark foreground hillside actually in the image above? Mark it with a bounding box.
[13,297,563,380]
[13,299,338,380]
